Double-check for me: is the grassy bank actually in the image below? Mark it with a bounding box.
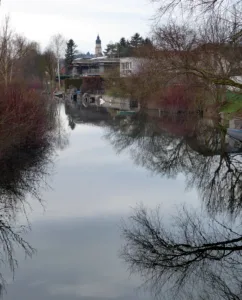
[220,90,242,114]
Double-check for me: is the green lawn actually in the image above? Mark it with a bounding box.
[220,90,242,113]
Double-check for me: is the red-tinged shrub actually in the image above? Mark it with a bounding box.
[27,78,43,90]
[143,83,207,112]
[0,83,55,157]
[160,85,190,112]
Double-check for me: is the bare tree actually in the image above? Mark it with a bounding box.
[124,14,242,107]
[0,17,30,86]
[153,22,197,51]
[49,33,65,90]
[151,0,239,16]
[42,48,57,92]
[108,1,242,111]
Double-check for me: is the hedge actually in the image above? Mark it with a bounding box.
[65,78,83,90]
[64,77,105,92]
[82,76,104,93]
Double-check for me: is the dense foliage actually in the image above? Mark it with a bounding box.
[104,33,152,57]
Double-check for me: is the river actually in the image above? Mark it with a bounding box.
[2,101,242,300]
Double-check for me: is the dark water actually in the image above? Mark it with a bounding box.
[2,102,242,299]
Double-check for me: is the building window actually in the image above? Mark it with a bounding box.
[121,61,132,74]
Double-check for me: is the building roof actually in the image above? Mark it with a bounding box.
[73,57,120,66]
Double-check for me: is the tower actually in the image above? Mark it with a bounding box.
[95,34,102,57]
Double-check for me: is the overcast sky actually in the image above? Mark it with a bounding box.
[0,0,157,54]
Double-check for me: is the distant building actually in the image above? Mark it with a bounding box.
[72,35,120,77]
[95,35,102,57]
[72,56,120,77]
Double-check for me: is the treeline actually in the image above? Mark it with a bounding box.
[109,13,242,112]
[0,17,58,90]
[104,33,152,58]
[0,17,61,163]
[0,18,80,91]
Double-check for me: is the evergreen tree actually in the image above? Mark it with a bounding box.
[118,37,132,57]
[65,39,77,75]
[130,33,144,48]
[143,37,153,46]
[104,43,119,57]
[104,34,152,58]
[119,37,127,47]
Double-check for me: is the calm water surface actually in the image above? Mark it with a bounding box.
[3,102,242,299]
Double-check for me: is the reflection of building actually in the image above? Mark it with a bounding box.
[65,102,113,127]
[64,101,133,131]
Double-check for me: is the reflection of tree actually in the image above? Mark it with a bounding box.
[105,113,151,152]
[187,152,242,215]
[121,205,242,300]
[0,148,49,291]
[105,113,242,215]
[0,101,69,291]
[52,101,70,150]
[114,114,242,299]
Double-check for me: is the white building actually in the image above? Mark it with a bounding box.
[72,56,120,76]
[120,57,146,77]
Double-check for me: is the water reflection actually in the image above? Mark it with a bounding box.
[65,103,242,216]
[0,100,68,292]
[65,103,242,300]
[65,101,116,128]
[100,112,242,300]
[121,205,242,300]
[103,112,242,215]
